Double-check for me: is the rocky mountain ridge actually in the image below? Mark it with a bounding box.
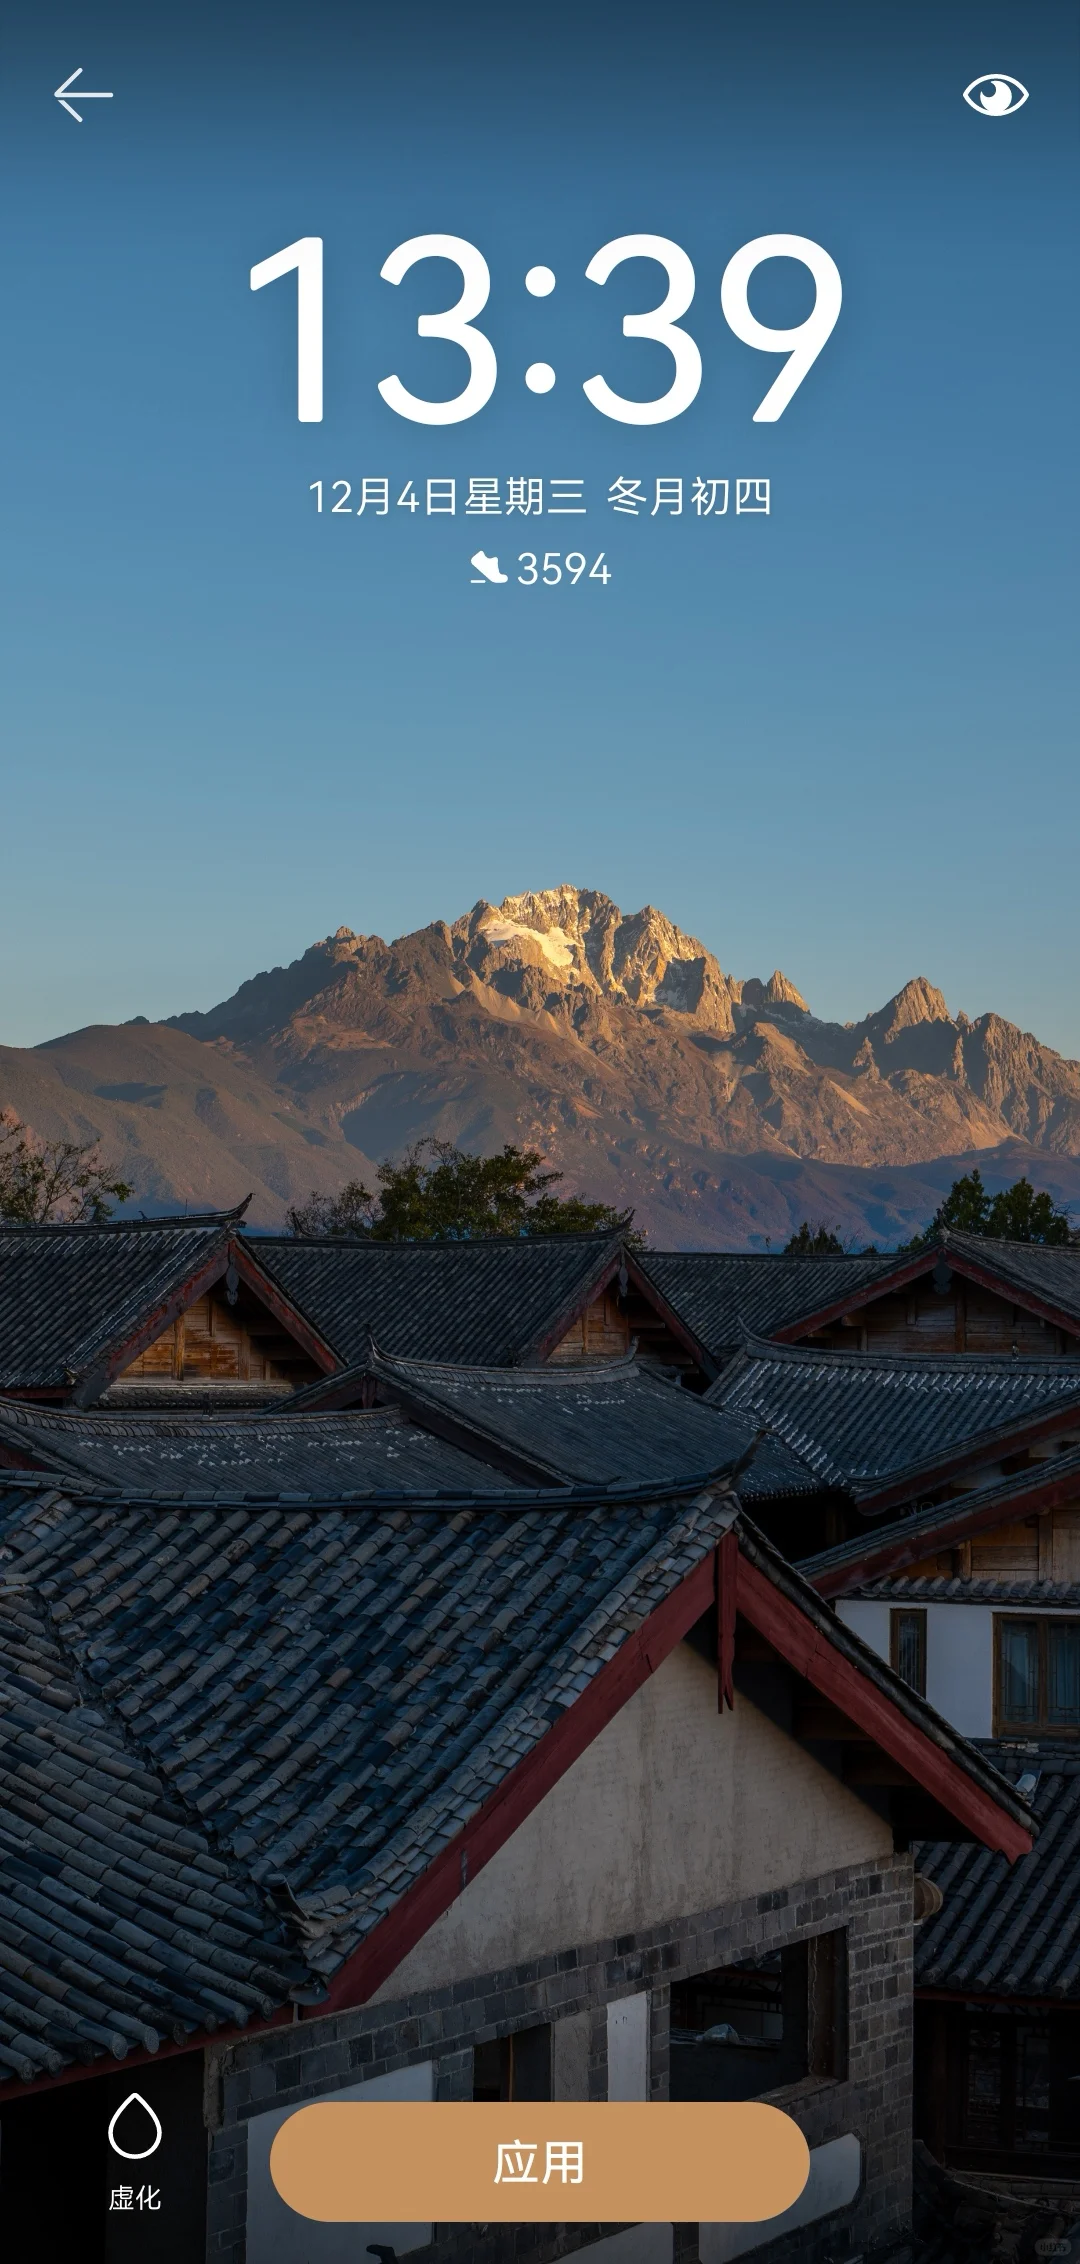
[5,886,1080,1246]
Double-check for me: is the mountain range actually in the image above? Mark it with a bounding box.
[6,885,1080,1248]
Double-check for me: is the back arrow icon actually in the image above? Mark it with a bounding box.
[54,67,114,122]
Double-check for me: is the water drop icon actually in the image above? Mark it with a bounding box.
[107,2092,163,2159]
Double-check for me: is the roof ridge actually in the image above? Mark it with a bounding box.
[715,1332,1080,1377]
[642,1248,894,1265]
[945,1228,1080,1257]
[256,1228,625,1252]
[0,1200,249,1235]
[370,1344,640,1385]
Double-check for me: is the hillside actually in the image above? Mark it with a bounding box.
[7,886,1080,1247]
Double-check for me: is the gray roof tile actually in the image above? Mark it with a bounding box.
[637,1249,895,1356]
[0,1213,244,1392]
[0,1402,520,1501]
[709,1336,1080,1492]
[365,1347,819,1498]
[253,1233,621,1367]
[918,1745,1080,1999]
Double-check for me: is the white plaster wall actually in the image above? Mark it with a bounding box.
[837,1599,994,1739]
[925,1605,994,1738]
[607,1992,649,2100]
[376,1643,893,2000]
[834,1600,890,1664]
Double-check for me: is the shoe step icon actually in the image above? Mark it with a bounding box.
[470,551,509,583]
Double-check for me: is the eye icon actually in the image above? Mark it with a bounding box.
[963,74,1028,116]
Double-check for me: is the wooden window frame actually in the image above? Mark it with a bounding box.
[890,1607,928,1699]
[473,2023,552,2102]
[993,1614,1080,1737]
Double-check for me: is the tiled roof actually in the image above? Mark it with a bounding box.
[0,1209,245,1393]
[0,1477,1027,2075]
[708,1337,1080,1493]
[0,1402,519,1502]
[253,1233,621,1367]
[806,1446,1080,1593]
[0,1514,303,2081]
[943,1231,1080,1328]
[918,1744,1080,1999]
[637,1234,1080,1359]
[0,1482,744,2002]
[635,1249,896,1356]
[365,1347,821,1498]
[842,1577,1080,1606]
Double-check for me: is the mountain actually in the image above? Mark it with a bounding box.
[7,885,1080,1247]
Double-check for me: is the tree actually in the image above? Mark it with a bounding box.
[283,1180,375,1239]
[286,1140,638,1242]
[784,1221,845,1256]
[899,1167,1073,1249]
[0,1110,133,1224]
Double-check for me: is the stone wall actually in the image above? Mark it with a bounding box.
[206,1850,914,2264]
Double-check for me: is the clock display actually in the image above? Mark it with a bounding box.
[250,231,842,429]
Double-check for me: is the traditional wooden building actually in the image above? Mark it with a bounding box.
[640,1232,1080,1368]
[0,1206,336,1408]
[704,1333,1080,1557]
[0,1480,1031,2264]
[0,1216,713,1410]
[806,1452,1080,2192]
[253,1231,711,1379]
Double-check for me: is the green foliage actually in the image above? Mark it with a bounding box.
[286,1140,638,1243]
[784,1221,846,1256]
[283,1179,375,1239]
[987,1178,1073,1244]
[0,1109,133,1224]
[899,1167,1074,1249]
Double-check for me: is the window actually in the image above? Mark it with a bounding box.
[995,1617,1080,1734]
[960,2018,1067,2160]
[890,1608,927,1697]
[669,1932,846,2103]
[473,2023,551,2101]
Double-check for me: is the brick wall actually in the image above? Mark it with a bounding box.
[206,1850,913,2264]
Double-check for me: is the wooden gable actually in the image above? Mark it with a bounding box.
[548,1285,631,1361]
[548,1273,708,1379]
[897,1503,1080,1588]
[802,1275,1077,1358]
[120,1277,321,1389]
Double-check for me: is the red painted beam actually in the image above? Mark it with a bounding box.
[942,1249,1080,1343]
[717,1531,737,1711]
[771,1242,1080,1349]
[735,1554,1032,1860]
[915,1986,1066,2012]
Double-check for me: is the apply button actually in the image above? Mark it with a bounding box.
[270,2101,810,2223]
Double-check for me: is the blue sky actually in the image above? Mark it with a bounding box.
[0,0,1077,1050]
